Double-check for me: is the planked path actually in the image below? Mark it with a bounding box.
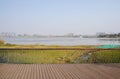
[0,64,120,79]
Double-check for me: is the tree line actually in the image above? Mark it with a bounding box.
[97,33,120,38]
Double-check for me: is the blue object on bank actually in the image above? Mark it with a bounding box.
[98,45,120,48]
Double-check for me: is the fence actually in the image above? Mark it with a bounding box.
[0,48,120,64]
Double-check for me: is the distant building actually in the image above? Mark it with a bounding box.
[0,32,16,37]
[64,33,74,37]
[96,32,106,37]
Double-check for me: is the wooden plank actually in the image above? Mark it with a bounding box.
[0,64,120,79]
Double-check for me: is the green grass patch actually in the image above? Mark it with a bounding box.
[89,50,120,63]
[0,50,86,64]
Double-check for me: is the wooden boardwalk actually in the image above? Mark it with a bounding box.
[0,64,120,79]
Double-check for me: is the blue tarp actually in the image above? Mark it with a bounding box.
[98,45,120,48]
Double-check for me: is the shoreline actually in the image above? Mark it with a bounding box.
[0,43,97,48]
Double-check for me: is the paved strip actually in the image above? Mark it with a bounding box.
[0,64,120,79]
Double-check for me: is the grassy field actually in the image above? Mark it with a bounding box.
[89,50,120,63]
[0,49,120,64]
[0,44,94,64]
[0,44,120,64]
[0,49,89,64]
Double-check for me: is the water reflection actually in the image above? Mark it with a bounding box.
[1,37,120,45]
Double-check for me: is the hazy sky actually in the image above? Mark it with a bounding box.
[0,0,120,35]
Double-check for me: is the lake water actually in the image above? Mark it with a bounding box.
[1,37,120,46]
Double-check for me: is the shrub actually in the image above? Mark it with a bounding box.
[5,43,16,46]
[0,40,4,44]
